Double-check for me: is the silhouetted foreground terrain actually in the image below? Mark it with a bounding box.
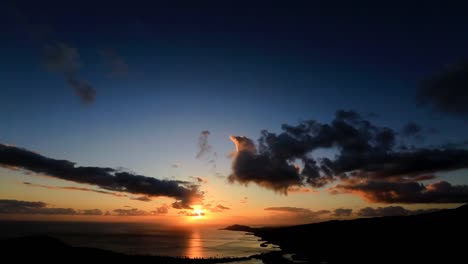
[0,235,294,264]
[226,204,468,263]
[2,205,466,264]
[0,236,260,263]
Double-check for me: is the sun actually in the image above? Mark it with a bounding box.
[192,205,205,220]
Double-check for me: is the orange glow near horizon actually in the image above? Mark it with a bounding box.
[193,207,205,219]
[185,205,207,223]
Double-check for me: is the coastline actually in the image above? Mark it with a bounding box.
[0,235,291,264]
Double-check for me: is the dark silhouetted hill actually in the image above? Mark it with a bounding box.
[221,224,253,232]
[228,204,468,263]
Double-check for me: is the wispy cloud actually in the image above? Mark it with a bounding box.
[196,130,212,159]
[0,199,102,215]
[100,48,129,76]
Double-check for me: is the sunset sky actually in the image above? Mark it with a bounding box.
[1,1,468,226]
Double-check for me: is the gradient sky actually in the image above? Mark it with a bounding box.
[1,1,468,225]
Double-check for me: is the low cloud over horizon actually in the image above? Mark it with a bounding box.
[0,199,102,215]
[0,144,203,209]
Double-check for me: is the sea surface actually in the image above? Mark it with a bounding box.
[0,221,279,258]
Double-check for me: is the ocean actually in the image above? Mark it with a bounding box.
[0,221,279,258]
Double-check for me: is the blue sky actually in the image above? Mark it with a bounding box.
[1,1,468,223]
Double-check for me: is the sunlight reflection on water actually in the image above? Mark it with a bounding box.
[0,221,279,258]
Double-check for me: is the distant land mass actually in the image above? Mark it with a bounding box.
[221,224,253,232]
[225,204,468,263]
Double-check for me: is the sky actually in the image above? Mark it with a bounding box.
[1,0,468,225]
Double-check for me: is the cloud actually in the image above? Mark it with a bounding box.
[228,110,399,192]
[7,5,97,104]
[216,204,230,210]
[23,182,126,197]
[130,196,152,202]
[100,49,129,76]
[240,197,248,203]
[66,77,96,104]
[265,207,330,222]
[203,203,230,213]
[178,210,205,217]
[172,163,182,168]
[401,122,423,140]
[154,204,169,214]
[113,208,149,216]
[171,201,193,210]
[331,180,468,203]
[287,187,317,193]
[0,143,203,208]
[228,136,303,194]
[357,206,442,217]
[227,110,468,203]
[0,199,100,215]
[42,42,96,104]
[24,182,152,202]
[189,176,208,183]
[418,60,468,117]
[80,209,103,216]
[333,208,353,217]
[196,130,212,159]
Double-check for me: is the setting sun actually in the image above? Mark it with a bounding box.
[192,205,205,220]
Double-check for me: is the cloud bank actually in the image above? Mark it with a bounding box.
[228,110,468,203]
[0,199,102,215]
[0,143,203,208]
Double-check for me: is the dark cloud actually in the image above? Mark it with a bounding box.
[80,209,103,216]
[189,176,208,184]
[42,42,96,104]
[418,60,468,117]
[0,144,203,208]
[229,135,303,194]
[358,206,409,217]
[401,122,423,140]
[100,48,129,76]
[287,187,317,193]
[228,110,400,192]
[113,208,149,216]
[66,77,96,104]
[196,130,212,159]
[264,207,330,222]
[0,199,100,215]
[131,196,152,202]
[331,180,468,203]
[171,201,193,210]
[228,110,468,203]
[8,4,97,105]
[24,182,152,202]
[23,182,127,198]
[154,204,169,214]
[333,208,353,217]
[216,204,229,210]
[357,206,442,217]
[171,163,182,168]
